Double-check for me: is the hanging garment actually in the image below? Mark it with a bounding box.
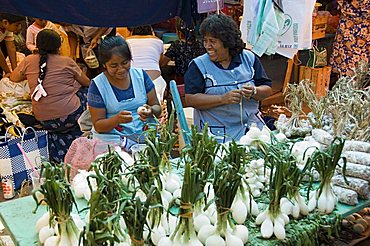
[276,0,316,58]
[330,0,370,76]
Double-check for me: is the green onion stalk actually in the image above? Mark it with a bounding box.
[125,154,163,229]
[306,137,347,214]
[80,148,130,245]
[155,112,178,171]
[122,186,160,246]
[284,149,313,219]
[181,124,220,214]
[212,140,245,237]
[255,140,296,240]
[33,161,81,245]
[169,160,204,245]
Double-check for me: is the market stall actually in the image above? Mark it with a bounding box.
[0,0,369,245]
[0,194,369,245]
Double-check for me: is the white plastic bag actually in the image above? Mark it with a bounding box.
[0,77,30,98]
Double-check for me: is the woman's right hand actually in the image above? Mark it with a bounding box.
[223,90,242,104]
[115,111,133,124]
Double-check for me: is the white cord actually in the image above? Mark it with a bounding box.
[216,0,220,14]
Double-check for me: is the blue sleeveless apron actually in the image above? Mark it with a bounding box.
[193,50,264,143]
[92,68,151,145]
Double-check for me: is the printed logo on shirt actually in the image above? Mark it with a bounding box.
[203,73,217,86]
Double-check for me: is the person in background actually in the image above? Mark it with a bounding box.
[26,18,57,53]
[126,25,166,102]
[10,29,91,162]
[184,14,272,143]
[161,18,206,86]
[329,0,370,77]
[87,36,161,148]
[0,13,24,79]
[65,25,114,78]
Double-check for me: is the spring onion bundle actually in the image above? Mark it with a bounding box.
[256,139,298,240]
[80,148,130,245]
[203,140,248,246]
[33,161,81,246]
[122,187,160,246]
[165,160,204,245]
[306,137,347,214]
[181,124,220,212]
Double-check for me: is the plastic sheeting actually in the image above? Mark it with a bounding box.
[0,0,192,27]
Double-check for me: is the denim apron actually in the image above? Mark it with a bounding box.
[92,68,149,145]
[193,50,264,143]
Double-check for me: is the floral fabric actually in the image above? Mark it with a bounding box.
[164,39,206,79]
[330,0,370,76]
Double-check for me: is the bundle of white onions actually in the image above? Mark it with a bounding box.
[33,161,82,246]
[239,124,271,147]
[306,137,346,214]
[256,139,300,240]
[72,170,97,201]
[244,158,267,197]
[201,141,249,246]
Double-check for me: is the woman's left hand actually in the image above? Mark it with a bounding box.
[241,83,256,99]
[137,104,152,122]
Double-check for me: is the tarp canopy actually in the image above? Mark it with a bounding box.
[0,0,191,27]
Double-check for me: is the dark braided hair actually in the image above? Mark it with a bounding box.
[200,14,245,57]
[35,29,61,83]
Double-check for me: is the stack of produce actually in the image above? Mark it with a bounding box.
[306,137,346,214]
[201,140,249,245]
[80,148,131,245]
[33,162,84,245]
[342,208,370,235]
[254,134,324,241]
[331,140,370,205]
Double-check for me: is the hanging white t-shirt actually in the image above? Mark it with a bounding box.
[126,36,164,72]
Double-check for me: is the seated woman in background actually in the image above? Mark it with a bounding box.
[10,29,90,162]
[126,25,166,102]
[184,14,272,143]
[87,36,161,148]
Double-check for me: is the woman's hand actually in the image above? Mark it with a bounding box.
[115,111,133,124]
[241,83,256,99]
[137,104,152,122]
[223,90,242,104]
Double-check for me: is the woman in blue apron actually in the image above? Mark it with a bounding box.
[87,36,161,150]
[184,14,273,143]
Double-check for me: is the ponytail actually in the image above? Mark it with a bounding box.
[38,50,48,83]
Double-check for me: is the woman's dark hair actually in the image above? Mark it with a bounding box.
[128,25,153,35]
[200,14,244,57]
[36,29,61,84]
[98,36,132,65]
[0,13,25,23]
